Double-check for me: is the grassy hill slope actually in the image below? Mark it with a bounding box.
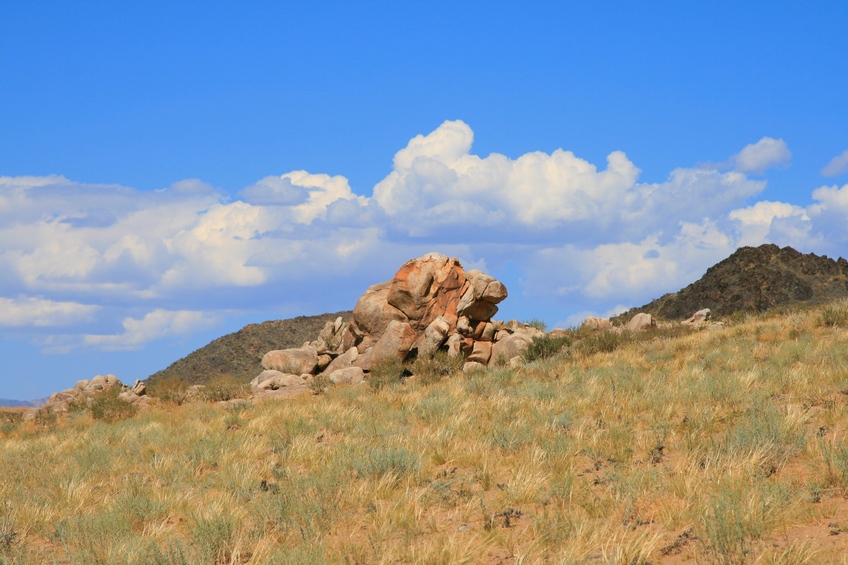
[4,303,848,563]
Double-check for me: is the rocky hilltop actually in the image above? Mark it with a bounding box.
[147,311,351,385]
[614,244,848,322]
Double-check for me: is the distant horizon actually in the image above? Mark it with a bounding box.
[2,2,847,399]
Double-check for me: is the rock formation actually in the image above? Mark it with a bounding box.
[24,374,148,419]
[256,252,541,389]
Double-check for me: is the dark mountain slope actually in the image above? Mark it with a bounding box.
[147,311,352,385]
[613,244,848,322]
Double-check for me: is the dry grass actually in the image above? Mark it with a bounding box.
[4,301,848,563]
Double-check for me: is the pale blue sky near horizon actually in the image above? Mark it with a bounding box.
[1,2,847,400]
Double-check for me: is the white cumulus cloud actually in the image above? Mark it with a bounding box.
[0,296,99,327]
[83,309,221,351]
[731,137,791,174]
[373,120,765,241]
[822,149,848,178]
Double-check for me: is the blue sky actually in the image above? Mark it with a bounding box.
[1,2,847,400]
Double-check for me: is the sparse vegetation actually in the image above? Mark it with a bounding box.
[524,318,548,332]
[524,333,572,361]
[90,387,138,423]
[6,302,848,562]
[819,301,848,327]
[200,374,250,402]
[147,376,191,405]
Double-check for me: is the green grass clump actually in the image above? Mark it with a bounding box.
[90,387,138,423]
[368,356,408,391]
[147,376,191,405]
[819,303,848,327]
[524,333,572,361]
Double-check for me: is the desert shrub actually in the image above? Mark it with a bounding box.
[820,304,848,327]
[524,318,548,332]
[90,387,138,423]
[201,375,250,402]
[0,412,23,435]
[524,334,572,362]
[66,395,89,414]
[146,376,190,405]
[34,406,58,428]
[308,373,329,395]
[575,330,629,356]
[368,356,408,391]
[411,350,464,385]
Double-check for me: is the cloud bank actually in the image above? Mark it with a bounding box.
[2,121,847,352]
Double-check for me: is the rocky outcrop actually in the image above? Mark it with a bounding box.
[582,316,612,331]
[256,252,530,388]
[24,374,149,419]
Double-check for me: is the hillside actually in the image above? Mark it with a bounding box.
[147,310,352,385]
[614,244,848,322]
[4,301,848,563]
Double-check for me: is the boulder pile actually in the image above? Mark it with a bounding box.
[253,252,544,392]
[24,374,148,419]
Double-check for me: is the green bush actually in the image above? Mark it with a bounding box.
[0,412,23,436]
[309,373,330,395]
[410,350,464,385]
[146,376,190,405]
[820,304,848,327]
[91,387,138,423]
[368,356,408,391]
[575,330,629,356]
[524,334,572,362]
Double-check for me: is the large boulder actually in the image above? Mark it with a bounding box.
[345,281,408,351]
[624,313,656,332]
[370,320,417,367]
[457,270,507,321]
[261,346,319,375]
[409,316,450,358]
[683,308,711,325]
[323,346,359,374]
[387,253,467,331]
[250,370,304,391]
[489,325,544,366]
[328,366,365,385]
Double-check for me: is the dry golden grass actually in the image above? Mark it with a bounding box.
[4,301,848,563]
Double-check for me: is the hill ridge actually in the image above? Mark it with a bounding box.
[614,244,848,322]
